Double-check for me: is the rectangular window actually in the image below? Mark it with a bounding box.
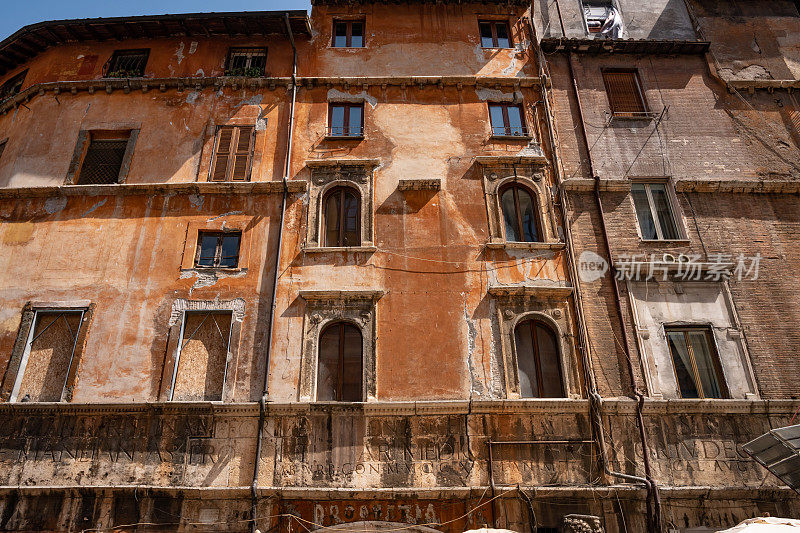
[170,311,233,401]
[666,327,728,399]
[0,69,27,101]
[328,103,364,137]
[195,231,242,268]
[10,310,86,402]
[602,69,648,117]
[76,131,131,185]
[488,103,528,136]
[225,47,267,76]
[631,182,680,240]
[210,125,255,181]
[104,49,149,78]
[332,20,365,48]
[479,21,512,48]
[584,1,616,33]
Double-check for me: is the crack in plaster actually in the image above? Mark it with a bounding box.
[464,300,485,398]
[180,268,248,293]
[206,211,244,222]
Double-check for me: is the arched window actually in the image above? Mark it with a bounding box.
[323,186,360,247]
[500,184,541,242]
[513,319,564,398]
[317,322,363,401]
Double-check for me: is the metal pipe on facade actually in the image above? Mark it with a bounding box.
[564,51,663,532]
[251,14,298,533]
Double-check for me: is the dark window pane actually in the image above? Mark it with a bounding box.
[631,183,658,240]
[506,106,524,135]
[317,326,340,401]
[343,191,360,246]
[330,105,345,135]
[230,55,248,71]
[219,234,241,268]
[514,322,538,398]
[348,106,362,136]
[325,191,341,246]
[687,331,724,399]
[667,331,700,398]
[535,324,563,397]
[489,105,506,135]
[516,188,539,242]
[197,234,218,267]
[649,184,679,240]
[480,22,495,47]
[334,22,348,47]
[350,22,364,47]
[77,139,128,185]
[495,23,511,48]
[340,324,363,401]
[501,188,520,242]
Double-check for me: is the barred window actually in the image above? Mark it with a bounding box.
[104,49,149,78]
[210,125,255,181]
[226,47,267,76]
[602,69,648,117]
[76,132,131,185]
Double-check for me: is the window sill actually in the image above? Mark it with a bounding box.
[303,245,377,253]
[609,113,657,121]
[181,267,247,274]
[489,134,533,141]
[638,239,691,244]
[324,135,364,141]
[481,47,514,50]
[485,241,566,251]
[329,46,366,50]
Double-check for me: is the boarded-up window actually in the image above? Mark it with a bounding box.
[602,69,648,117]
[11,310,85,402]
[317,322,363,401]
[76,132,131,185]
[210,126,254,181]
[171,311,232,401]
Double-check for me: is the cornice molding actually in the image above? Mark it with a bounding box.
[0,180,307,199]
[561,178,800,194]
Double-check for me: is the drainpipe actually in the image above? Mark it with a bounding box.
[564,51,663,532]
[250,13,298,533]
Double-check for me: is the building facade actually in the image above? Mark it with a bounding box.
[0,1,797,531]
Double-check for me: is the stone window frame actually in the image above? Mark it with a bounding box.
[480,163,561,249]
[0,300,94,403]
[297,290,383,402]
[158,298,245,402]
[489,286,581,399]
[304,160,378,252]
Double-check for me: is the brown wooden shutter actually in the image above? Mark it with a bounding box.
[211,126,234,182]
[231,126,254,181]
[602,70,647,116]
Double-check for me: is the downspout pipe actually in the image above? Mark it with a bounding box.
[564,50,663,532]
[250,13,298,533]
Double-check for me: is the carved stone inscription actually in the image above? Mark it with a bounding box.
[0,411,255,487]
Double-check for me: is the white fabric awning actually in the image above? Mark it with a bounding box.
[719,517,800,532]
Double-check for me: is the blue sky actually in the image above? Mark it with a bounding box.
[0,0,313,41]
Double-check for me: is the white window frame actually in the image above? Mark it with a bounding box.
[631,180,684,241]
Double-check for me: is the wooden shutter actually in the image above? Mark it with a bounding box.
[210,126,254,182]
[231,126,254,181]
[602,70,647,116]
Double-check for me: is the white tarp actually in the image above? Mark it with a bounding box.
[719,517,800,532]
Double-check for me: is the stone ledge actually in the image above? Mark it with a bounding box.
[488,282,574,298]
[298,289,385,301]
[306,158,382,168]
[485,241,566,251]
[561,178,800,194]
[0,180,307,199]
[302,245,377,253]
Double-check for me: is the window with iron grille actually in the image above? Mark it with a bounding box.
[0,70,27,101]
[328,103,363,137]
[602,69,649,117]
[195,231,241,268]
[479,21,512,48]
[76,133,131,185]
[332,20,365,48]
[210,125,255,181]
[9,309,87,403]
[666,327,728,399]
[225,47,267,77]
[104,49,149,78]
[631,182,680,240]
[317,321,363,401]
[488,103,528,136]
